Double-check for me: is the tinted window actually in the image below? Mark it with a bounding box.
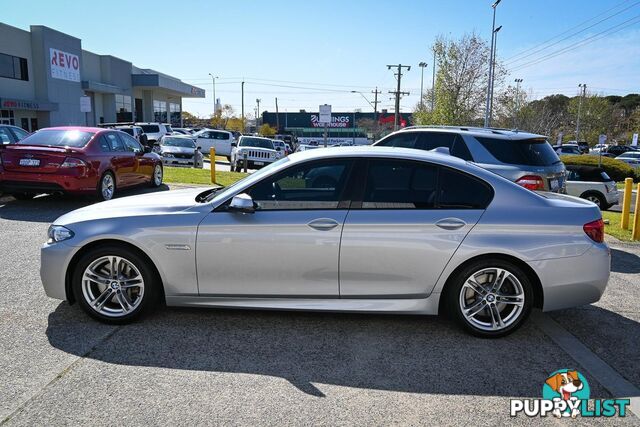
[18,129,94,147]
[140,125,160,133]
[212,131,230,140]
[362,159,437,209]
[416,133,473,160]
[476,137,560,166]
[438,168,493,209]
[0,53,28,81]
[375,132,418,148]
[119,128,134,136]
[248,159,353,210]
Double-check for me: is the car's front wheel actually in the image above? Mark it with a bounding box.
[151,164,163,187]
[446,259,533,338]
[72,245,160,324]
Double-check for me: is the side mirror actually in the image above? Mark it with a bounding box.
[196,146,202,150]
[231,142,237,147]
[228,193,255,213]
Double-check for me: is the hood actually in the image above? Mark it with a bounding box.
[54,188,210,225]
[160,145,195,154]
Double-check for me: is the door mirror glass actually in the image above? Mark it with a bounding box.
[229,193,255,213]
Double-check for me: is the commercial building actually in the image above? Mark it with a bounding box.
[261,110,413,145]
[0,23,205,131]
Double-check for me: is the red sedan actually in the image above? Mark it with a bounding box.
[0,127,163,201]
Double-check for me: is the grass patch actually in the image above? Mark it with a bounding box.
[163,167,247,187]
[602,211,635,242]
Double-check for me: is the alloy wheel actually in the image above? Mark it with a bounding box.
[586,195,601,207]
[153,165,163,186]
[81,255,145,317]
[101,174,115,200]
[459,267,525,332]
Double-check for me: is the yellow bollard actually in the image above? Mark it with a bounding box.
[632,183,640,241]
[621,178,633,229]
[209,147,216,184]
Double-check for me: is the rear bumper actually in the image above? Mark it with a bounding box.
[528,243,611,311]
[605,189,620,205]
[0,171,96,194]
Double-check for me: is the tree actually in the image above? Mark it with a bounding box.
[209,104,235,129]
[568,94,614,144]
[226,117,246,132]
[414,33,501,126]
[259,124,277,137]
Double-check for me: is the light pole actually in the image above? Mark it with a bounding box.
[489,25,502,125]
[350,90,375,110]
[431,48,436,111]
[256,98,261,129]
[208,73,218,114]
[514,78,523,129]
[576,83,587,143]
[484,0,502,128]
[418,62,427,110]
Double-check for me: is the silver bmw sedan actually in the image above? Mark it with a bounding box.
[40,147,610,337]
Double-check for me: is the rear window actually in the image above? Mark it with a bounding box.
[18,129,94,148]
[475,137,560,166]
[140,125,160,133]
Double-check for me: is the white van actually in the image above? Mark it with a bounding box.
[192,129,236,158]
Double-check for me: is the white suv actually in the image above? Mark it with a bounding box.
[136,123,173,143]
[231,136,278,171]
[192,129,236,159]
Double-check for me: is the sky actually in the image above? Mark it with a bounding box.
[3,0,640,117]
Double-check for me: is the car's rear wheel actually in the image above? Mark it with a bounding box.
[447,259,533,338]
[72,245,159,324]
[581,191,606,209]
[97,172,116,201]
[151,164,163,187]
[11,193,36,200]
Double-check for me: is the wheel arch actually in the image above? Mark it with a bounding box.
[579,190,605,202]
[65,238,165,305]
[438,252,544,315]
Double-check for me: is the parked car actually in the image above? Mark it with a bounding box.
[0,124,29,144]
[171,128,194,135]
[158,135,198,167]
[554,144,582,155]
[606,145,638,157]
[615,151,640,168]
[565,165,619,210]
[135,122,173,144]
[230,136,278,171]
[565,140,589,154]
[0,127,163,201]
[374,126,566,192]
[114,125,147,147]
[270,139,288,157]
[192,129,236,159]
[40,146,610,338]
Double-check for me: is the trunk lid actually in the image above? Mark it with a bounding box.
[0,145,76,174]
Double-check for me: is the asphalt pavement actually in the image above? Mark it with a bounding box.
[0,188,638,425]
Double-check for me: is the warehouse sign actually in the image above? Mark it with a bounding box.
[311,114,351,128]
[50,48,80,82]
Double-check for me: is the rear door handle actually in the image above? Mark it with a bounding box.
[435,218,467,230]
[307,218,340,231]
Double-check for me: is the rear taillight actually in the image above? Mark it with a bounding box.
[583,219,604,243]
[60,157,87,168]
[516,175,545,191]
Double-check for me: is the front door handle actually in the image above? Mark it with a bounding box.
[435,218,467,230]
[307,218,340,231]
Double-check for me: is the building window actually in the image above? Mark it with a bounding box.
[153,100,167,123]
[115,94,132,113]
[0,53,28,81]
[169,102,181,125]
[0,109,15,125]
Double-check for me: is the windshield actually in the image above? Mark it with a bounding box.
[165,125,173,132]
[162,137,195,148]
[140,125,160,133]
[475,137,561,166]
[239,137,274,149]
[198,157,290,203]
[17,129,95,147]
[119,128,134,136]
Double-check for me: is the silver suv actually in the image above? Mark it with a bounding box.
[374,126,566,192]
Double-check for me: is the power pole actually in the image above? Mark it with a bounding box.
[514,78,523,129]
[576,83,587,143]
[275,97,280,132]
[387,64,411,130]
[371,87,381,116]
[256,98,261,129]
[484,0,502,128]
[418,62,427,110]
[241,80,245,133]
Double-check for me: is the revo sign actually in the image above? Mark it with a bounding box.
[49,48,80,82]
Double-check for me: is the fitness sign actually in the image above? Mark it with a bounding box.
[49,48,80,82]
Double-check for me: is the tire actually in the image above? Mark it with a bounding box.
[445,259,533,338]
[226,156,231,162]
[150,163,163,187]
[580,191,606,209]
[97,171,116,201]
[11,193,36,200]
[71,244,160,324]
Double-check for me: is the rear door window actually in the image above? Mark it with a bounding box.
[105,133,125,152]
[475,137,560,166]
[213,131,230,140]
[376,132,418,148]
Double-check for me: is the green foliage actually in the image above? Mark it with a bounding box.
[259,124,277,137]
[560,155,639,182]
[163,167,247,186]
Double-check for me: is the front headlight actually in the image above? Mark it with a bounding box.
[48,225,74,243]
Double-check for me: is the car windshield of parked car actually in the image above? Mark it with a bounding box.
[140,125,159,133]
[17,129,94,147]
[119,128,134,136]
[239,137,274,149]
[476,137,561,166]
[162,137,195,148]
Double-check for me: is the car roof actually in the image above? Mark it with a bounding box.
[38,126,106,133]
[395,125,546,140]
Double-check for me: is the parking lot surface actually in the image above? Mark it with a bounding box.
[0,188,639,425]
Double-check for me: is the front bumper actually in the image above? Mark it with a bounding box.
[40,241,78,301]
[528,243,611,311]
[162,158,194,167]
